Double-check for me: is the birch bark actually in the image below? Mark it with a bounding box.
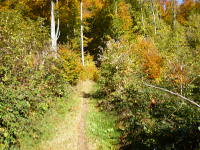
[150,0,157,34]
[172,0,176,29]
[139,0,145,30]
[80,0,85,66]
[51,0,60,58]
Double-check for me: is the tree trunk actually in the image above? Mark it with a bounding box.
[139,0,145,30]
[80,0,85,66]
[51,0,60,58]
[150,0,157,35]
[115,0,118,15]
[172,0,176,29]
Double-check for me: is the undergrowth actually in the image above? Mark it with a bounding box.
[86,85,120,150]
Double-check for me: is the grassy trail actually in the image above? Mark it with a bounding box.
[39,80,94,150]
[22,80,119,150]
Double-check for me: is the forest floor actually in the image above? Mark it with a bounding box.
[40,80,94,150]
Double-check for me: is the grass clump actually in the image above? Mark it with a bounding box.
[86,99,120,150]
[20,92,80,150]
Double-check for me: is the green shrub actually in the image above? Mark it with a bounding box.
[0,10,71,149]
[59,46,83,84]
[97,37,200,150]
[80,54,99,81]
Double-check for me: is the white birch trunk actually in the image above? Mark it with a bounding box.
[172,0,176,29]
[140,0,145,30]
[51,0,60,58]
[155,2,160,26]
[80,0,85,66]
[150,0,157,35]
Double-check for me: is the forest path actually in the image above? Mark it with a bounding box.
[40,80,94,150]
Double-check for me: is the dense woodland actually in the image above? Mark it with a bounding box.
[0,0,200,149]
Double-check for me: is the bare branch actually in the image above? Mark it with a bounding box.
[57,31,60,39]
[144,83,200,108]
[56,18,60,39]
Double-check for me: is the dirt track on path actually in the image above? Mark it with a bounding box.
[40,80,94,150]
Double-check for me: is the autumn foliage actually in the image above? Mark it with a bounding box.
[136,38,163,80]
[0,0,200,149]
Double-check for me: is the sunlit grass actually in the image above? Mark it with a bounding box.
[86,98,120,150]
[20,92,80,150]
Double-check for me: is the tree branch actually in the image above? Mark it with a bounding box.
[56,18,60,39]
[144,83,200,108]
